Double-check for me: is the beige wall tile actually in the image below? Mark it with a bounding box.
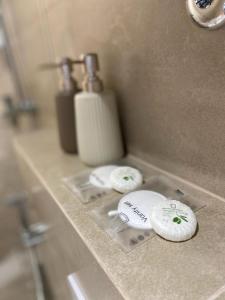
[2,0,225,197]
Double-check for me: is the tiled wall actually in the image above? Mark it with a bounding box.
[2,0,225,198]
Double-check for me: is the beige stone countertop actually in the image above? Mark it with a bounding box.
[14,129,225,300]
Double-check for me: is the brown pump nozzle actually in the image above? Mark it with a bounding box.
[39,57,83,91]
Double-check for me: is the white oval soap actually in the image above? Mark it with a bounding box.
[89,165,118,188]
[117,190,167,229]
[110,166,143,193]
[150,200,197,242]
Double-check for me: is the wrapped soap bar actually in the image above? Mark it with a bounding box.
[89,165,118,188]
[63,166,117,204]
[150,200,197,242]
[108,190,167,230]
[110,166,143,193]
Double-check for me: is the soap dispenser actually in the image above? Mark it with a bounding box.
[75,53,124,166]
[40,57,82,153]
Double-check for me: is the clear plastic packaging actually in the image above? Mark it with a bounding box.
[89,175,206,252]
[139,175,206,212]
[63,156,155,204]
[90,196,156,252]
[63,169,114,204]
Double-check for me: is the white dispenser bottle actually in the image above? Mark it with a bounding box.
[75,53,124,166]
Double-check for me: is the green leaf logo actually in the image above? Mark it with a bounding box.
[123,176,134,181]
[180,215,188,222]
[173,215,188,224]
[173,217,181,224]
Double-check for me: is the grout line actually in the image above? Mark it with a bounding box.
[207,284,225,300]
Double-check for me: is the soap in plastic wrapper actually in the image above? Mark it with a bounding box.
[63,167,117,204]
[138,175,206,213]
[62,156,155,204]
[89,196,156,252]
[88,175,206,251]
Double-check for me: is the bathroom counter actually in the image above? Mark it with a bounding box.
[14,129,225,300]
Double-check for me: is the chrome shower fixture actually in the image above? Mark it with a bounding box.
[187,0,225,29]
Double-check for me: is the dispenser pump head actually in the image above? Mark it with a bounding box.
[39,57,83,92]
[82,53,103,93]
[59,57,78,91]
